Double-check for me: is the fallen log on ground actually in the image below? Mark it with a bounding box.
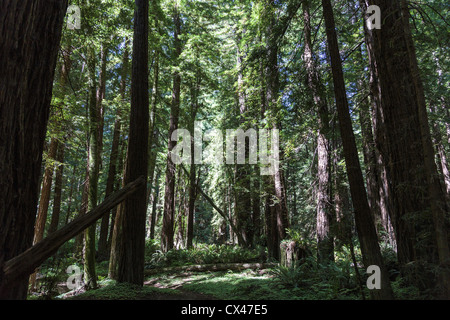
[144,262,277,276]
[0,176,145,291]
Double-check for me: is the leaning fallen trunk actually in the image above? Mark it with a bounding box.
[0,176,145,294]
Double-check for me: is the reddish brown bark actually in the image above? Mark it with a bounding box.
[322,0,394,299]
[118,0,149,285]
[0,0,68,299]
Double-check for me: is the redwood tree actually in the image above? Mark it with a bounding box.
[161,5,182,253]
[321,0,394,299]
[361,0,450,296]
[0,0,68,299]
[117,0,149,286]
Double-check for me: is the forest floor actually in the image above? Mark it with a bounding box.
[57,267,283,300]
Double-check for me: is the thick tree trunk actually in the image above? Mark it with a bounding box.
[118,0,149,286]
[162,6,182,253]
[358,0,397,250]
[0,0,67,291]
[361,0,443,266]
[399,0,450,296]
[322,0,394,299]
[361,0,450,296]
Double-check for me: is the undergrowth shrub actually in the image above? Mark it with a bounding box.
[271,251,362,299]
[145,244,263,269]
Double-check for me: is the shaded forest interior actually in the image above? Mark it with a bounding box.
[0,0,449,300]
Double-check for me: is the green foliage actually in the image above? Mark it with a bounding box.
[146,244,263,269]
[28,244,80,300]
[30,0,446,302]
[391,277,421,300]
[182,270,293,300]
[68,282,178,300]
[271,253,362,300]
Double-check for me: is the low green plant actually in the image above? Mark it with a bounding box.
[68,282,178,300]
[145,244,263,269]
[271,257,316,288]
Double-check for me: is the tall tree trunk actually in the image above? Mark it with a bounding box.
[186,73,200,249]
[29,137,59,291]
[0,0,68,299]
[74,168,89,257]
[302,1,333,263]
[445,107,450,147]
[146,47,160,227]
[175,170,186,249]
[161,6,182,253]
[252,169,262,244]
[149,169,161,240]
[48,43,72,236]
[118,0,149,286]
[361,0,450,295]
[322,0,394,299]
[398,0,450,295]
[234,34,253,248]
[431,113,450,198]
[48,141,65,234]
[98,39,129,261]
[186,163,197,249]
[96,44,107,169]
[108,151,127,280]
[357,70,395,247]
[84,46,99,290]
[358,0,397,250]
[34,138,59,245]
[263,0,290,259]
[65,165,77,226]
[333,139,351,245]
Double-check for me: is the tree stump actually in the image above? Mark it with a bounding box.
[280,241,298,267]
